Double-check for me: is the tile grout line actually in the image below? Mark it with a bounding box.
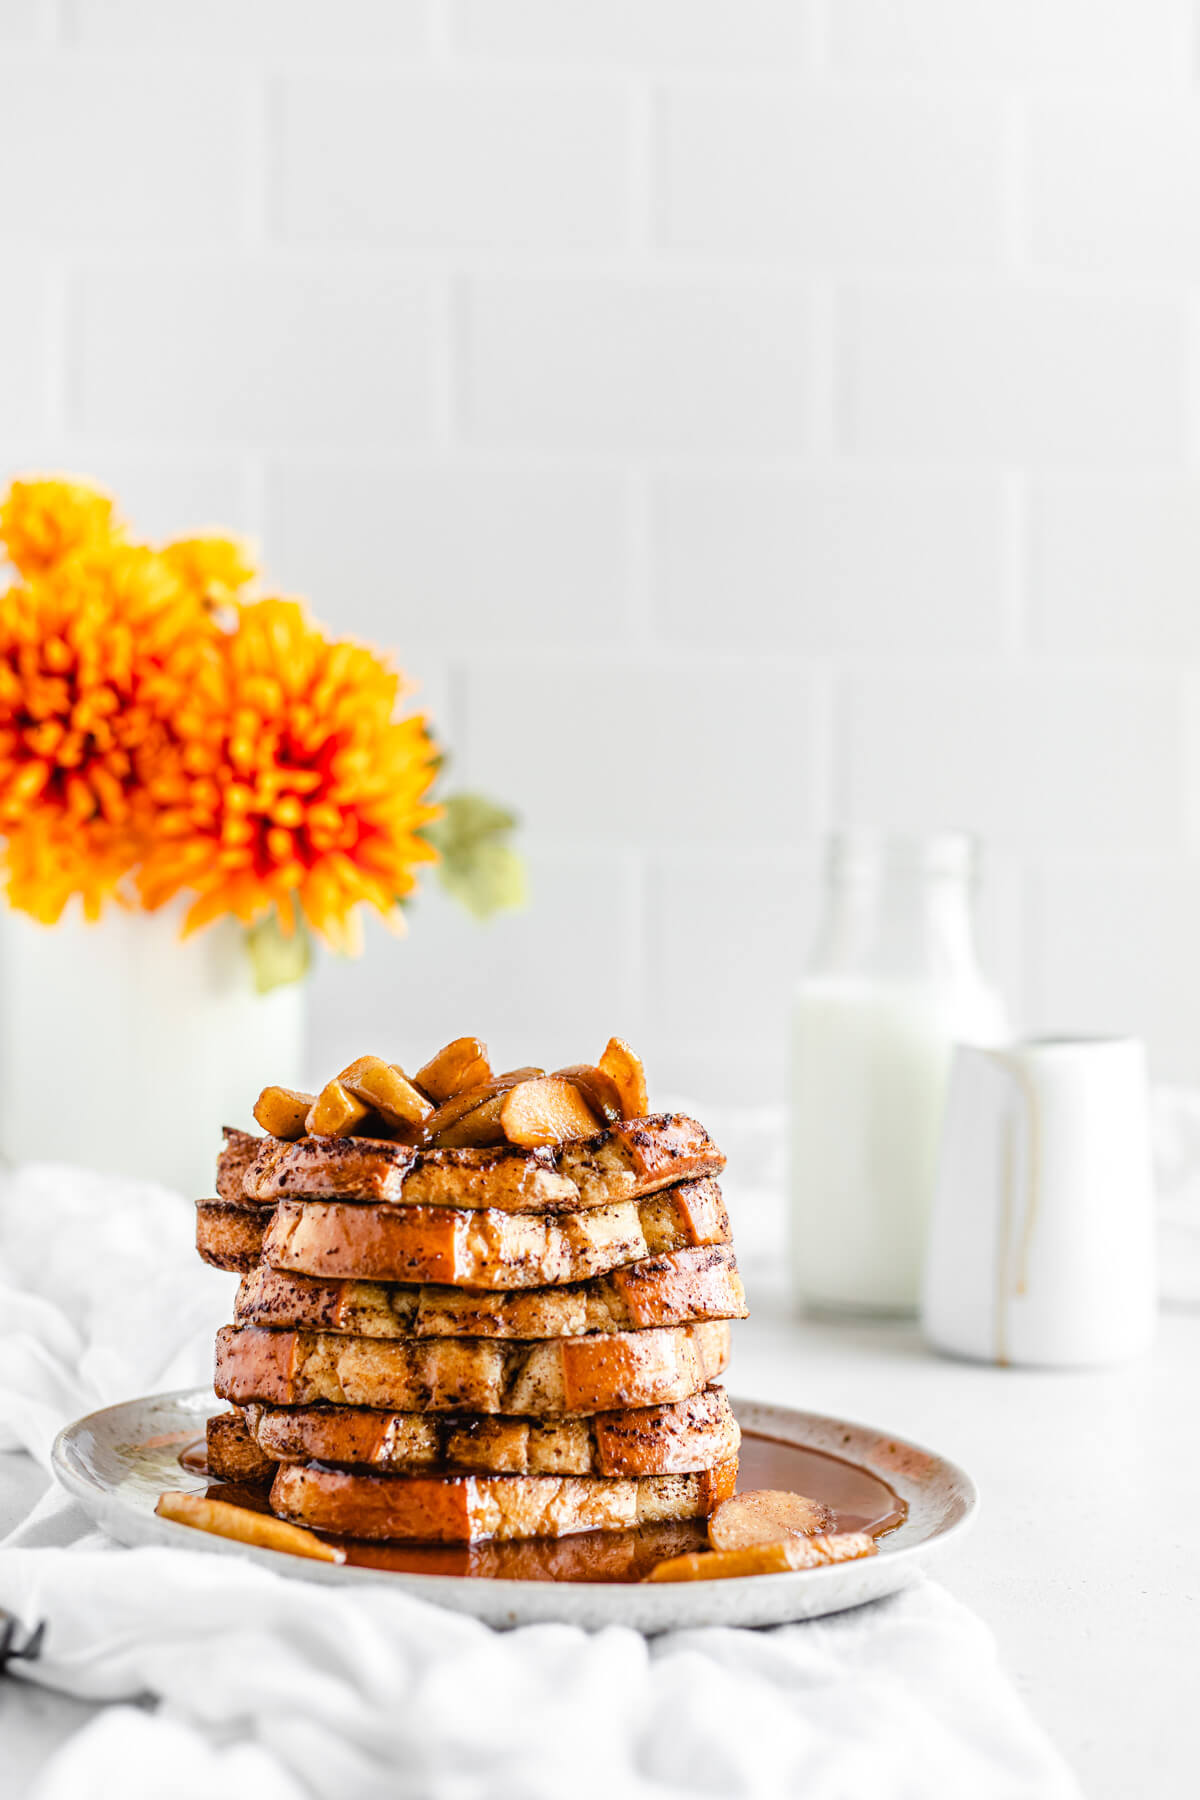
[245,71,273,248]
[625,469,653,648]
[43,264,72,438]
[628,78,658,255]
[1004,472,1032,657]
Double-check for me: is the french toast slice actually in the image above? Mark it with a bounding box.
[241,1112,724,1212]
[198,1127,277,1272]
[205,1409,278,1485]
[197,1201,270,1274]
[246,1135,574,1211]
[217,1128,264,1201]
[270,1455,739,1542]
[234,1244,746,1339]
[555,1116,723,1206]
[244,1384,738,1478]
[215,1319,730,1415]
[259,1176,729,1289]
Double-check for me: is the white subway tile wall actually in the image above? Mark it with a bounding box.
[842,287,1188,467]
[0,0,46,45]
[0,66,246,241]
[276,79,634,250]
[462,277,814,454]
[263,463,631,647]
[75,266,442,445]
[7,0,1200,1095]
[659,89,1006,267]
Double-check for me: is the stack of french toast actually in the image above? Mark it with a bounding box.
[198,1038,749,1550]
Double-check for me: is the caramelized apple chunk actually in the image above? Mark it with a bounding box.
[305,1079,370,1138]
[265,1039,650,1147]
[500,1076,602,1148]
[598,1037,649,1120]
[431,1092,509,1148]
[423,1068,543,1142]
[253,1086,315,1140]
[554,1064,625,1125]
[415,1037,493,1104]
[339,1056,432,1129]
[708,1489,834,1551]
[645,1533,876,1583]
[156,1491,344,1564]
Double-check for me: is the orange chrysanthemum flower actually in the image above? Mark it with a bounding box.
[0,470,517,952]
[0,476,124,578]
[2,814,137,926]
[0,542,216,921]
[161,534,257,605]
[137,598,440,951]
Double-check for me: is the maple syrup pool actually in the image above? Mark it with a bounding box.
[177,1430,907,1584]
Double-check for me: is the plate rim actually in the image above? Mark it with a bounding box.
[51,1387,979,1603]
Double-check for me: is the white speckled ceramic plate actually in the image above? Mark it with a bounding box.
[52,1390,976,1632]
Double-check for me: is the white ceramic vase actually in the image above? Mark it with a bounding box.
[0,903,305,1197]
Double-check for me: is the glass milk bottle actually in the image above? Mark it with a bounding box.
[789,832,1007,1316]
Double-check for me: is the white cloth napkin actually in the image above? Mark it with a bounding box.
[0,1164,225,1465]
[0,1162,1083,1800]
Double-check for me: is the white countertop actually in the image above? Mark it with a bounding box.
[3,1297,1197,1798]
[736,1294,1199,1799]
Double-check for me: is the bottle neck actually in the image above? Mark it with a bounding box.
[811,866,984,984]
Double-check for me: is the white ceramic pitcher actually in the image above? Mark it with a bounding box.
[921,1037,1156,1367]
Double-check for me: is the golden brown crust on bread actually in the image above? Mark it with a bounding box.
[197,1201,270,1273]
[216,1128,263,1202]
[246,1385,738,1478]
[261,1177,729,1289]
[556,1116,724,1206]
[235,1244,746,1340]
[590,1386,739,1477]
[635,1178,729,1254]
[198,1177,731,1281]
[269,1455,739,1542]
[205,1409,277,1485]
[215,1319,730,1416]
[604,1241,744,1327]
[245,1135,574,1210]
[240,1113,723,1213]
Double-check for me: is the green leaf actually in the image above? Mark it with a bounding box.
[424,792,518,852]
[246,910,313,994]
[438,842,528,920]
[425,791,527,921]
